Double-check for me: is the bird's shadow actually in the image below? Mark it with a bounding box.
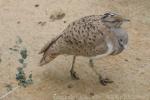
[38,57,118,96]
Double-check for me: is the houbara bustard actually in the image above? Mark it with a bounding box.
[39,12,129,85]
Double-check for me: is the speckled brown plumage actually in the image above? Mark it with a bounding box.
[39,12,129,85]
[39,14,128,63]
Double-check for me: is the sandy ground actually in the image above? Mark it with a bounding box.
[0,0,150,100]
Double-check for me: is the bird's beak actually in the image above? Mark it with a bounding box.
[116,16,130,22]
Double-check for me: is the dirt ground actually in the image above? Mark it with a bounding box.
[0,0,150,100]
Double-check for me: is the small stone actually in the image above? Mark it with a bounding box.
[38,21,46,26]
[63,21,66,23]
[67,84,73,88]
[9,48,18,52]
[89,92,94,96]
[35,4,39,7]
[140,72,144,75]
[124,59,128,62]
[50,9,65,21]
[17,21,21,24]
[136,58,141,61]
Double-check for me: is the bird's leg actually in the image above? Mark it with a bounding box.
[89,59,113,86]
[70,56,79,80]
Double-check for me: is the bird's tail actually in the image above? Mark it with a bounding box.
[39,53,58,66]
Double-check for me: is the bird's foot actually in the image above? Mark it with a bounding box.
[70,70,80,80]
[99,76,113,86]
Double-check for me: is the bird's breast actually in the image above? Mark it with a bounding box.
[90,41,113,60]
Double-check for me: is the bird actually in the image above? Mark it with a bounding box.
[39,12,129,86]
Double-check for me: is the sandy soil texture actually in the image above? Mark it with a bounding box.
[0,0,150,100]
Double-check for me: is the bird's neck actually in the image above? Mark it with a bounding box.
[102,21,122,28]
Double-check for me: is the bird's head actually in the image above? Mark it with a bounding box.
[101,12,130,28]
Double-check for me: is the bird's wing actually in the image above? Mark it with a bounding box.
[57,16,110,56]
[39,34,62,54]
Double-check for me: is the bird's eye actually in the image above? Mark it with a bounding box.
[120,39,123,42]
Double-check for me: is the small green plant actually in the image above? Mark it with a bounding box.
[16,36,22,44]
[16,67,33,87]
[15,36,33,88]
[20,48,27,59]
[18,58,24,64]
[0,36,33,99]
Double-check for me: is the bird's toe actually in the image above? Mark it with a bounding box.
[70,71,80,80]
